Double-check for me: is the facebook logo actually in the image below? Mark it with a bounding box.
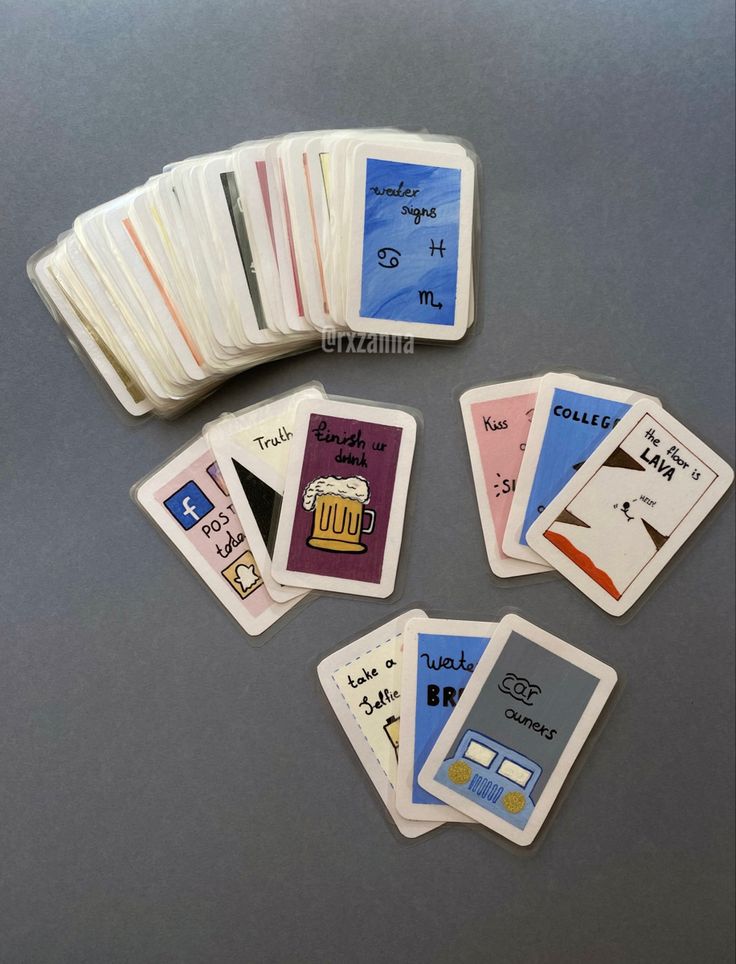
[164,480,214,530]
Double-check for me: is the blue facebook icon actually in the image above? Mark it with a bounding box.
[164,480,214,530]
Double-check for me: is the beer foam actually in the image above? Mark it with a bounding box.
[302,475,370,511]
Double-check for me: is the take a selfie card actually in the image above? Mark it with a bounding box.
[503,374,657,566]
[317,610,440,838]
[345,141,475,341]
[206,384,325,603]
[460,378,551,577]
[271,398,418,597]
[134,435,300,637]
[396,618,496,824]
[418,614,617,846]
[527,401,734,615]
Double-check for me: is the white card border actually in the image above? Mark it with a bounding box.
[417,613,617,846]
[134,434,299,636]
[317,609,439,838]
[503,373,658,565]
[527,400,735,615]
[271,398,417,597]
[460,378,551,577]
[345,141,474,341]
[396,617,498,823]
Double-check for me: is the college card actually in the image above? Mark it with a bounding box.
[396,618,497,823]
[418,614,617,846]
[206,384,324,603]
[133,435,300,637]
[271,398,417,596]
[345,141,475,340]
[503,374,656,565]
[460,378,551,577]
[317,610,440,838]
[527,401,734,615]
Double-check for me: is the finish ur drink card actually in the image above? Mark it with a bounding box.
[418,614,617,846]
[133,434,301,637]
[503,373,657,566]
[317,610,440,838]
[527,401,734,615]
[460,378,551,577]
[271,397,418,597]
[396,617,496,824]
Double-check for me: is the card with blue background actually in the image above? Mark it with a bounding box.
[346,141,475,341]
[503,373,657,566]
[396,617,496,824]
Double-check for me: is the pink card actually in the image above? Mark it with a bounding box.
[134,434,301,637]
[460,379,552,577]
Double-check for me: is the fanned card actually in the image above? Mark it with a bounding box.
[418,614,617,846]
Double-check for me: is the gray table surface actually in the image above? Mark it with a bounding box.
[2,1,734,961]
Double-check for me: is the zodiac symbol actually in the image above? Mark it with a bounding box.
[377,247,401,268]
[429,239,446,258]
[418,290,443,309]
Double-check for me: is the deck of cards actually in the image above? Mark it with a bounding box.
[318,611,617,845]
[28,129,477,417]
[133,385,419,636]
[461,373,733,614]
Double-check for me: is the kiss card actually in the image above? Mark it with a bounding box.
[527,401,734,615]
[133,434,300,637]
[317,610,440,838]
[460,378,551,577]
[206,383,325,603]
[345,140,475,341]
[271,398,418,597]
[503,374,657,566]
[418,614,617,846]
[396,618,497,824]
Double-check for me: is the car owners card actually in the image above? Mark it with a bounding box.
[460,378,551,577]
[317,610,440,838]
[503,373,657,566]
[527,401,734,615]
[345,141,475,341]
[396,617,496,824]
[133,434,300,637]
[418,614,617,846]
[271,398,418,597]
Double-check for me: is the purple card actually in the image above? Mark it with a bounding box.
[271,398,418,597]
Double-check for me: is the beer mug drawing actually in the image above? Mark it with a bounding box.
[302,475,375,553]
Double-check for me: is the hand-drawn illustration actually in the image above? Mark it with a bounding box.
[302,475,375,553]
[221,549,263,599]
[438,729,542,829]
[383,716,400,759]
[541,424,715,600]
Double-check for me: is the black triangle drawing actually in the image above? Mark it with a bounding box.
[233,459,282,553]
[603,447,646,471]
[555,508,591,528]
[642,519,668,551]
[572,461,585,472]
